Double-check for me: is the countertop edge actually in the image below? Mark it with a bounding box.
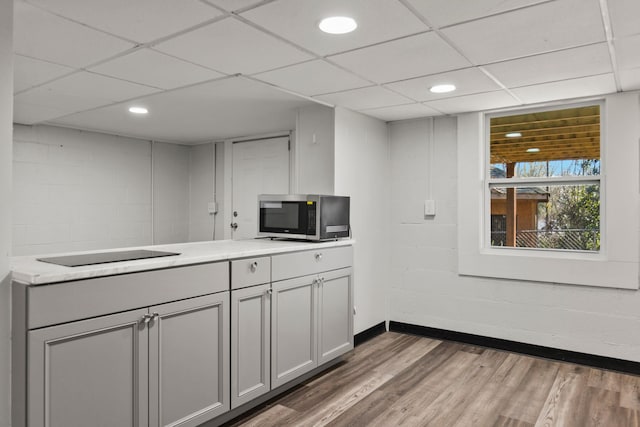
[11,239,354,285]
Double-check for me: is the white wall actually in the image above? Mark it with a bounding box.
[188,143,215,242]
[388,105,640,362]
[153,142,190,244]
[0,0,12,423]
[11,126,216,254]
[295,104,334,194]
[334,107,390,334]
[12,125,153,255]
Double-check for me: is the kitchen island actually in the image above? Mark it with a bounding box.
[11,238,354,427]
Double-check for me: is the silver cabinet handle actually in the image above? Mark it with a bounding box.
[250,261,258,273]
[315,252,323,261]
[266,288,272,295]
[151,312,159,320]
[141,313,152,326]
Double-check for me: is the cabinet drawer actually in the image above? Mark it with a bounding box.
[27,262,229,329]
[231,256,271,289]
[272,246,353,282]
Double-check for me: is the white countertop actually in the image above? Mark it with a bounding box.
[11,239,354,285]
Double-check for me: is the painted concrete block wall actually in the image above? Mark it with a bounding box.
[388,110,640,362]
[188,143,215,242]
[12,125,152,255]
[295,104,334,194]
[153,142,190,244]
[334,107,390,334]
[0,0,12,423]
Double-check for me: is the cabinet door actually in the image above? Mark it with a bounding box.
[28,308,149,427]
[231,284,271,409]
[271,275,317,388]
[317,267,354,365]
[148,293,230,427]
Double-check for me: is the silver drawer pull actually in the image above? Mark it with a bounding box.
[250,261,258,272]
[315,252,323,261]
[266,289,272,296]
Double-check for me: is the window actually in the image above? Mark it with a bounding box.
[458,94,640,290]
[487,104,601,252]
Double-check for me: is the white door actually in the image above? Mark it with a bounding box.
[231,136,290,240]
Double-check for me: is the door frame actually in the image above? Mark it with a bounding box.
[222,131,295,240]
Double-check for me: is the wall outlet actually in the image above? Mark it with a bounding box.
[424,199,436,216]
[207,202,218,214]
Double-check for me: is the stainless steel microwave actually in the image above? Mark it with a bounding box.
[258,194,350,241]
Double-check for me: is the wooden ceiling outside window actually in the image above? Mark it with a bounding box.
[490,105,600,164]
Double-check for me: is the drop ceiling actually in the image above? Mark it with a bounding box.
[12,0,640,144]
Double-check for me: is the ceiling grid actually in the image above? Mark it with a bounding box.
[11,0,636,143]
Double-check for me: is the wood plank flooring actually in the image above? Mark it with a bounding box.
[223,332,640,427]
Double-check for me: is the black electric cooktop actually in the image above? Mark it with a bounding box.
[37,249,181,267]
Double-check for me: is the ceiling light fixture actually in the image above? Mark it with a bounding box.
[128,106,148,115]
[526,148,540,153]
[429,84,456,94]
[319,16,358,34]
[505,132,522,138]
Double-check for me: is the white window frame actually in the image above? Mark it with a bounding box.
[458,94,639,290]
[484,101,604,256]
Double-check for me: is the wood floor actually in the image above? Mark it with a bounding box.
[223,332,640,427]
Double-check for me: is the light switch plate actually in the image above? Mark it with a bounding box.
[424,199,436,216]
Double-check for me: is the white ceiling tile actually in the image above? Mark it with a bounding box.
[14,2,134,68]
[15,71,160,121]
[328,32,471,84]
[241,0,429,56]
[155,18,313,75]
[385,67,502,102]
[14,54,74,93]
[424,90,519,114]
[607,0,640,38]
[484,43,613,88]
[13,101,74,125]
[204,0,267,13]
[405,0,549,28]
[615,35,640,70]
[24,0,224,43]
[441,0,606,64]
[50,77,314,143]
[359,103,442,122]
[89,49,224,90]
[511,74,617,104]
[314,86,413,110]
[253,60,370,96]
[619,68,640,91]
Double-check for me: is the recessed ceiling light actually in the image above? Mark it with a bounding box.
[526,148,540,153]
[128,106,148,114]
[319,16,357,34]
[429,84,456,94]
[505,132,522,138]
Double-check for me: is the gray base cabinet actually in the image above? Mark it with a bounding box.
[27,292,229,427]
[271,275,318,388]
[271,266,353,389]
[14,245,354,427]
[149,293,230,427]
[230,284,271,408]
[28,309,150,427]
[318,268,354,365]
